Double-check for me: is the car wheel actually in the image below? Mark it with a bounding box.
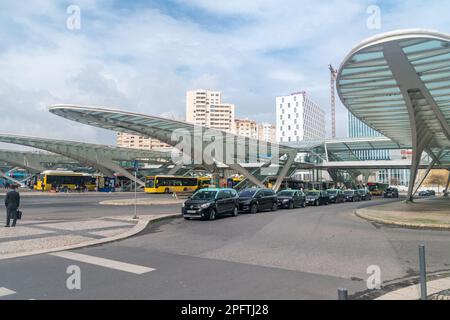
[184,217,191,220]
[232,206,238,217]
[271,202,278,211]
[251,204,258,214]
[209,209,216,221]
[288,201,294,209]
[302,200,306,208]
[315,200,319,206]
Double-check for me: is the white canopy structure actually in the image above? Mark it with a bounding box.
[337,29,450,200]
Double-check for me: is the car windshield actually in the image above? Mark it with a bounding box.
[344,190,354,195]
[327,190,337,195]
[239,189,258,197]
[145,178,155,188]
[386,188,394,192]
[358,189,366,194]
[191,190,217,200]
[307,191,319,196]
[278,190,295,197]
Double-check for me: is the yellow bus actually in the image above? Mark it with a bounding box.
[144,176,212,194]
[34,170,96,192]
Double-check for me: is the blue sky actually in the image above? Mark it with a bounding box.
[0,0,449,148]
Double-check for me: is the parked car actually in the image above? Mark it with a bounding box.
[343,190,361,202]
[384,187,399,198]
[238,188,278,213]
[326,189,345,203]
[358,189,372,201]
[182,188,239,220]
[305,190,329,206]
[428,190,436,196]
[277,189,306,209]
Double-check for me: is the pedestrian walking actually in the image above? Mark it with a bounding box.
[4,184,20,228]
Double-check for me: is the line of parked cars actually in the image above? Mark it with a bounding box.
[181,186,374,221]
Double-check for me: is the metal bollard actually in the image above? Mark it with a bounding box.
[419,244,427,300]
[338,288,348,300]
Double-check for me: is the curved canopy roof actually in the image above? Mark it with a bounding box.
[0,134,171,162]
[337,29,450,152]
[49,105,297,164]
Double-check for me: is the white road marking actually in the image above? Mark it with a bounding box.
[49,251,155,274]
[0,287,16,297]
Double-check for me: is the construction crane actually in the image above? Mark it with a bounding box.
[329,64,338,139]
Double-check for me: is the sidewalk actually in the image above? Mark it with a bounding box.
[355,197,450,230]
[376,276,450,300]
[0,214,179,260]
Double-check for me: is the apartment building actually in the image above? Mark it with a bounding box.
[235,118,258,139]
[116,132,172,150]
[186,89,235,133]
[258,122,276,143]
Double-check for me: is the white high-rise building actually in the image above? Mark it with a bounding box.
[258,122,276,143]
[276,91,325,143]
[186,89,235,133]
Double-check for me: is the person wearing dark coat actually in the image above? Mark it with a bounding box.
[4,184,20,227]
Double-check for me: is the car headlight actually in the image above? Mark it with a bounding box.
[283,199,289,203]
[201,203,211,209]
[182,202,185,208]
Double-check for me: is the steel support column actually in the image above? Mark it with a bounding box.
[227,163,265,189]
[272,152,297,192]
[443,171,450,197]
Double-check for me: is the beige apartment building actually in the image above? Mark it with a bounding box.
[258,122,276,143]
[116,132,172,150]
[235,118,258,139]
[186,89,235,133]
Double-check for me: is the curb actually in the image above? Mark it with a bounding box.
[0,214,180,261]
[354,209,450,231]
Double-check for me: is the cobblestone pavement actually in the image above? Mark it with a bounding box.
[0,216,139,258]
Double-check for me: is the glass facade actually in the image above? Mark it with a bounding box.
[348,113,410,186]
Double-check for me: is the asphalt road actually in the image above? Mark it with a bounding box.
[2,195,450,299]
[0,192,180,220]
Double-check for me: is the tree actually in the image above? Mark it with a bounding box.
[424,170,449,189]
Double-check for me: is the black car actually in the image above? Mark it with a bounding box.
[238,188,278,213]
[305,190,329,206]
[182,188,239,220]
[343,190,361,202]
[326,189,345,203]
[418,190,430,197]
[277,189,306,209]
[384,187,399,198]
[358,189,372,200]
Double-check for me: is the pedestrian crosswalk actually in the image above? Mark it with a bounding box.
[49,251,155,274]
[0,287,16,298]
